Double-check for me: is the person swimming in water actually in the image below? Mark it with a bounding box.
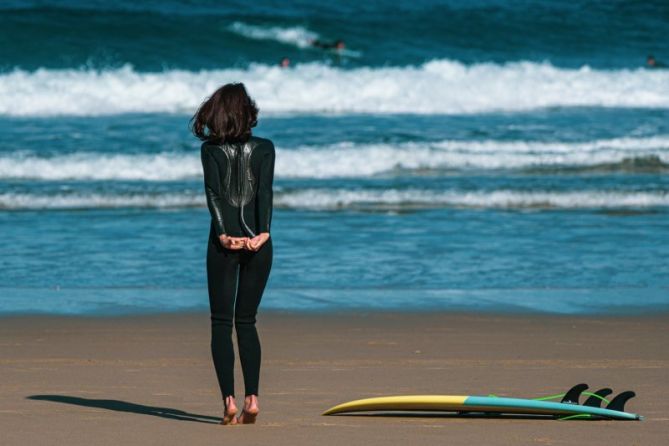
[309,38,345,52]
[646,55,666,69]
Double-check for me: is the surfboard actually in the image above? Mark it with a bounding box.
[331,48,362,58]
[322,384,642,420]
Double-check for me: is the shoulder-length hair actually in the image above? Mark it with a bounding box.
[190,82,259,144]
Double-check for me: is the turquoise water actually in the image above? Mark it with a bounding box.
[1,1,668,315]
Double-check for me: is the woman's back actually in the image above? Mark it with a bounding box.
[201,136,275,238]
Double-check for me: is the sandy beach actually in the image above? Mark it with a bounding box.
[0,311,667,445]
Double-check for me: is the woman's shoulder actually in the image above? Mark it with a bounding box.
[250,136,275,154]
[201,137,273,154]
[200,140,217,153]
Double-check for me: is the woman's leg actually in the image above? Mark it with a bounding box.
[206,225,240,400]
[235,238,273,398]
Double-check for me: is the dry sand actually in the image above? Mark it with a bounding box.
[1,311,667,445]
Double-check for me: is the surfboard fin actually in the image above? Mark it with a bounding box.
[561,383,589,404]
[606,391,636,412]
[583,388,613,407]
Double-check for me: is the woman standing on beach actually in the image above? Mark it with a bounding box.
[191,83,275,425]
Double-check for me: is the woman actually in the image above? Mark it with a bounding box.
[191,83,275,425]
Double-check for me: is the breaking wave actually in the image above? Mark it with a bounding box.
[1,136,668,180]
[2,189,667,211]
[2,60,668,117]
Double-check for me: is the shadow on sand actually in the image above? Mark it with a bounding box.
[27,395,221,424]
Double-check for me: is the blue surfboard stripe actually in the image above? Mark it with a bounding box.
[465,396,640,420]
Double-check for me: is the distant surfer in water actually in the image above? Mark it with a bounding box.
[192,83,275,426]
[279,57,291,68]
[309,38,346,52]
[646,55,666,69]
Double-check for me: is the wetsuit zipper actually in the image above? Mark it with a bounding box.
[238,143,256,237]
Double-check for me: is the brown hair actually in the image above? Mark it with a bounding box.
[190,83,259,144]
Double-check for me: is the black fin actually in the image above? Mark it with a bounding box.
[584,388,613,407]
[561,383,589,404]
[607,391,636,412]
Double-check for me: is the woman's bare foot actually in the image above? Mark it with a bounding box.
[237,395,259,424]
[220,395,238,425]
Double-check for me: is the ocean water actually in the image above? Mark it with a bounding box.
[1,0,668,315]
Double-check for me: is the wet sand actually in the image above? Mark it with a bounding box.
[1,311,667,445]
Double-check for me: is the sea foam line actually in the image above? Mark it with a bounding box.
[1,189,667,211]
[1,136,668,180]
[1,60,668,117]
[226,22,319,48]
[275,189,669,210]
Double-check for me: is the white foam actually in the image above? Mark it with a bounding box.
[280,136,669,177]
[226,22,319,48]
[275,189,669,210]
[1,60,668,117]
[0,192,202,210]
[0,152,198,181]
[1,189,667,211]
[1,136,668,180]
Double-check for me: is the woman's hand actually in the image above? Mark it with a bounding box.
[219,234,248,250]
[245,232,270,251]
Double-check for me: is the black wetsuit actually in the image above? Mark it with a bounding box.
[200,135,275,398]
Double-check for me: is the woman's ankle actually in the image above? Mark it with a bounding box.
[224,395,237,410]
[244,394,259,411]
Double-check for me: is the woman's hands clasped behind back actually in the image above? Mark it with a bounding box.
[219,233,270,252]
[219,234,246,250]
